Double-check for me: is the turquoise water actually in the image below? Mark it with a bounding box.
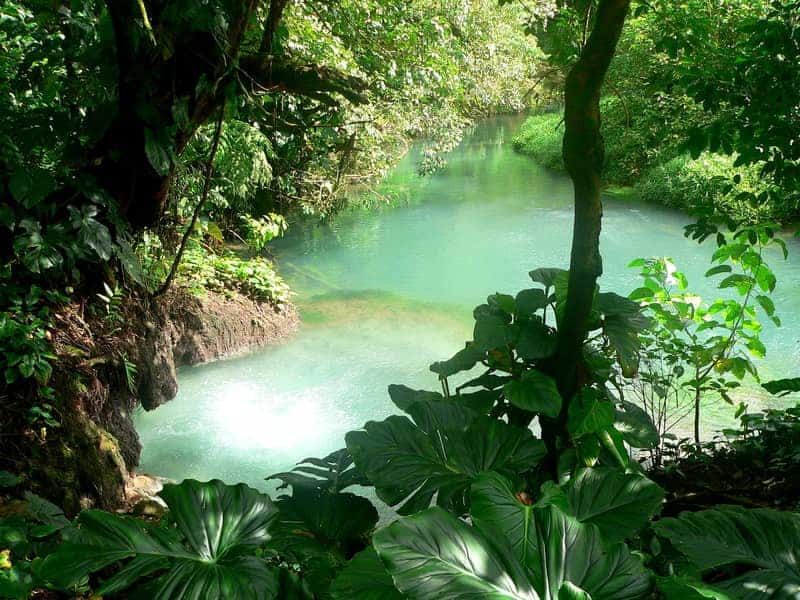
[134,117,800,491]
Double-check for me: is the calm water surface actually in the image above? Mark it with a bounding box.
[135,118,800,491]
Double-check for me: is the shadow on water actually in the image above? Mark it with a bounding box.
[136,116,800,493]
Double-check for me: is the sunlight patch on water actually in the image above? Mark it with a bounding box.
[210,383,327,452]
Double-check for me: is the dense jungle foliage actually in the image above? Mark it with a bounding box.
[2,0,800,598]
[0,0,542,474]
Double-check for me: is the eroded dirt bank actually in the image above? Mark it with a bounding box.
[32,290,298,513]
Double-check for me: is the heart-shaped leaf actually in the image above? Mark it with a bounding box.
[504,371,562,417]
[347,400,544,515]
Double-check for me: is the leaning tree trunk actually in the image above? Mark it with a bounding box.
[542,0,631,468]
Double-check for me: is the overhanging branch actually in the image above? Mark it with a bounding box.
[240,56,369,106]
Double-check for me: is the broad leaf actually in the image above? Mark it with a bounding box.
[654,506,800,599]
[474,304,514,351]
[388,384,443,411]
[40,480,280,599]
[557,468,664,543]
[375,503,651,600]
[430,344,483,377]
[596,293,650,376]
[273,488,378,551]
[330,547,404,600]
[268,448,368,493]
[489,293,517,314]
[8,168,56,208]
[269,488,378,597]
[529,268,567,288]
[530,505,651,600]
[516,318,557,360]
[0,471,21,488]
[375,507,537,599]
[567,389,614,437]
[516,288,549,315]
[762,377,800,397]
[457,388,502,414]
[144,128,174,176]
[613,402,659,449]
[503,371,562,417]
[474,469,663,565]
[347,401,545,515]
[471,472,539,564]
[655,576,733,600]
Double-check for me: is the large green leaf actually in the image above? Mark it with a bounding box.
[374,504,651,600]
[388,384,444,411]
[0,471,21,488]
[471,472,539,564]
[8,167,56,208]
[566,389,614,438]
[374,507,537,599]
[330,547,404,600]
[273,488,378,551]
[267,448,368,493]
[654,506,800,600]
[268,488,378,597]
[556,468,664,543]
[503,371,562,417]
[655,576,733,600]
[529,505,652,600]
[516,288,549,315]
[160,479,276,558]
[613,402,659,449]
[346,401,545,515]
[762,377,800,397]
[0,567,34,600]
[472,471,659,584]
[144,127,174,176]
[529,268,568,289]
[430,344,483,377]
[595,293,650,377]
[474,304,515,351]
[516,318,557,360]
[39,480,280,599]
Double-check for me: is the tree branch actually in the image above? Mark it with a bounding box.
[154,111,225,298]
[261,0,291,53]
[239,56,369,105]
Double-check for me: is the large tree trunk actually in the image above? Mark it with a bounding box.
[542,0,631,467]
[86,0,366,233]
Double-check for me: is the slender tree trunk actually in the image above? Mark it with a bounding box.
[541,0,631,469]
[154,112,225,298]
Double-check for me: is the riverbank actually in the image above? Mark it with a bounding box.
[13,289,297,514]
[512,105,793,225]
[133,118,800,491]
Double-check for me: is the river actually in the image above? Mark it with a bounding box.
[134,117,800,492]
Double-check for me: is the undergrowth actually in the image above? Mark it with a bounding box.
[513,99,784,224]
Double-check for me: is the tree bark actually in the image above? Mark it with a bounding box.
[543,0,631,466]
[78,1,366,234]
